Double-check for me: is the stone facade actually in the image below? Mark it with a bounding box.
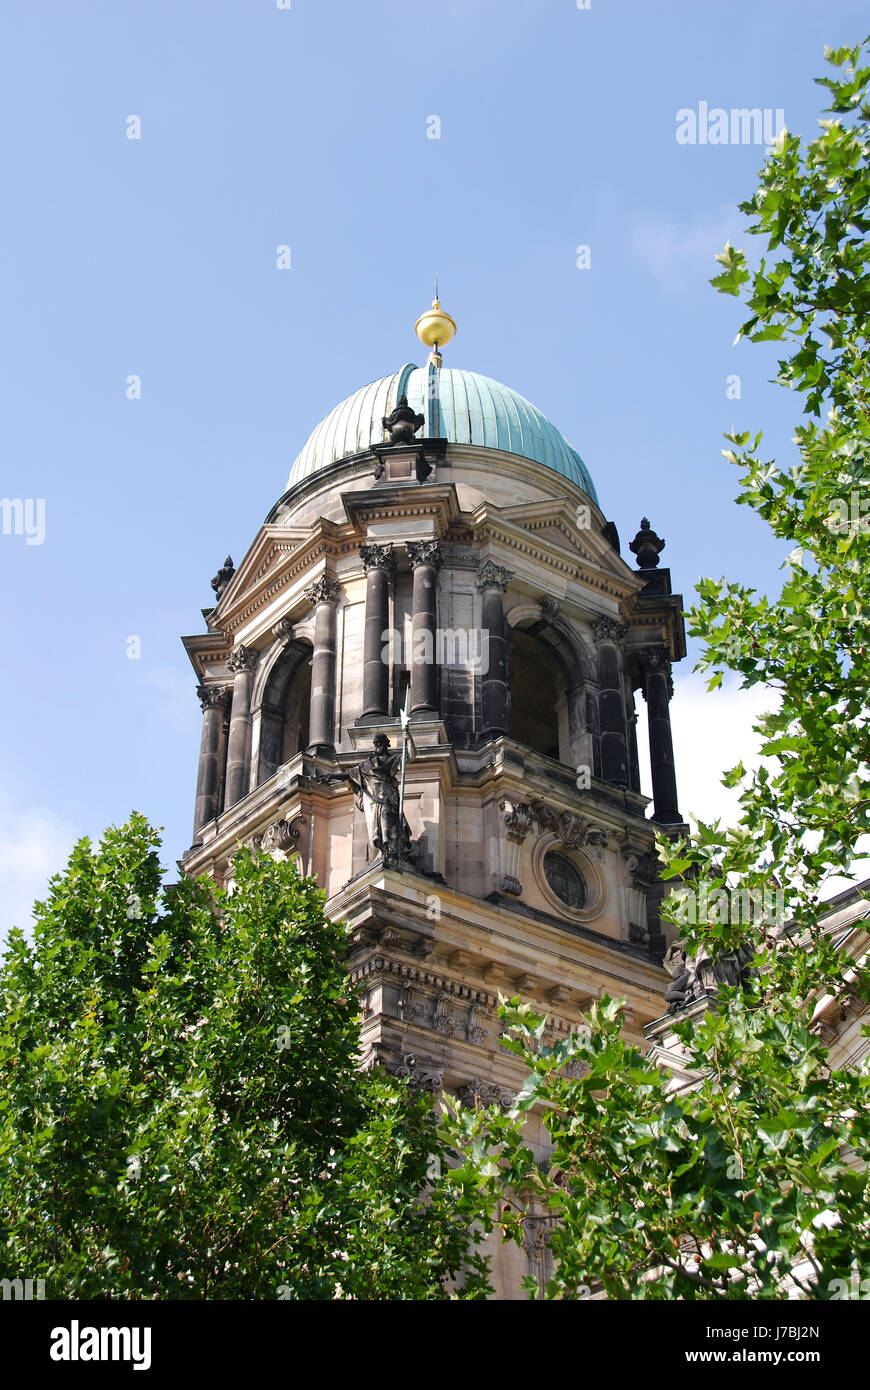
[182,384,690,1297]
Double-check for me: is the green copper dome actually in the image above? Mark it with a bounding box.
[286,364,598,504]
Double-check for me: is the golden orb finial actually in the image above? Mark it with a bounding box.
[415,278,456,366]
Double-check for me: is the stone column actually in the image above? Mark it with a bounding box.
[194,684,230,835]
[640,648,681,823]
[406,540,442,716]
[476,560,514,736]
[360,543,394,722]
[224,644,258,809]
[626,680,641,793]
[592,617,629,787]
[566,685,594,777]
[304,574,342,754]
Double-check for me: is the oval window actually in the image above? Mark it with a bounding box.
[543,851,587,909]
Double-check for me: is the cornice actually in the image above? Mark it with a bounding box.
[342,482,462,536]
[330,869,667,1007]
[208,486,683,655]
[182,630,234,680]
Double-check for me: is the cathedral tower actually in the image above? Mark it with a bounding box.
[181,303,687,1291]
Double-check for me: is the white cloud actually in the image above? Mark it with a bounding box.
[0,798,80,948]
[630,206,742,296]
[638,672,870,900]
[667,671,772,829]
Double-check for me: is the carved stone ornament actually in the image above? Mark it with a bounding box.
[629,517,666,569]
[591,615,628,647]
[261,816,304,856]
[476,559,514,591]
[397,987,422,1025]
[585,825,610,848]
[433,992,455,1037]
[359,542,396,575]
[226,644,258,675]
[564,1057,590,1081]
[522,1215,554,1256]
[382,393,424,445]
[393,1054,443,1093]
[210,555,235,600]
[467,1002,488,1048]
[622,845,658,886]
[303,574,341,607]
[406,539,443,570]
[272,617,295,645]
[540,596,561,621]
[458,1078,513,1112]
[530,800,609,851]
[196,683,229,712]
[504,801,535,843]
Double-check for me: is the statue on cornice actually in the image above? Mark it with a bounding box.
[211,555,235,601]
[340,733,418,864]
[662,937,756,1015]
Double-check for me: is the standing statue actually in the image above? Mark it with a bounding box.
[662,937,756,1015]
[341,730,417,864]
[663,942,699,1014]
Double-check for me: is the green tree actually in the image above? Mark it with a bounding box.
[443,39,870,1299]
[0,814,488,1299]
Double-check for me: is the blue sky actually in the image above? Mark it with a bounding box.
[1,0,866,937]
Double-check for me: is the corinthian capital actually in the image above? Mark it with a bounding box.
[639,647,674,698]
[406,539,443,571]
[197,683,229,711]
[226,644,258,675]
[476,559,514,591]
[303,574,342,607]
[591,616,628,647]
[359,543,395,575]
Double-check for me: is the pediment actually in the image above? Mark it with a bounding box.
[474,498,643,591]
[211,517,354,636]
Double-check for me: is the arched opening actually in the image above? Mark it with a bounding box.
[253,639,312,787]
[508,628,568,761]
[281,658,312,761]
